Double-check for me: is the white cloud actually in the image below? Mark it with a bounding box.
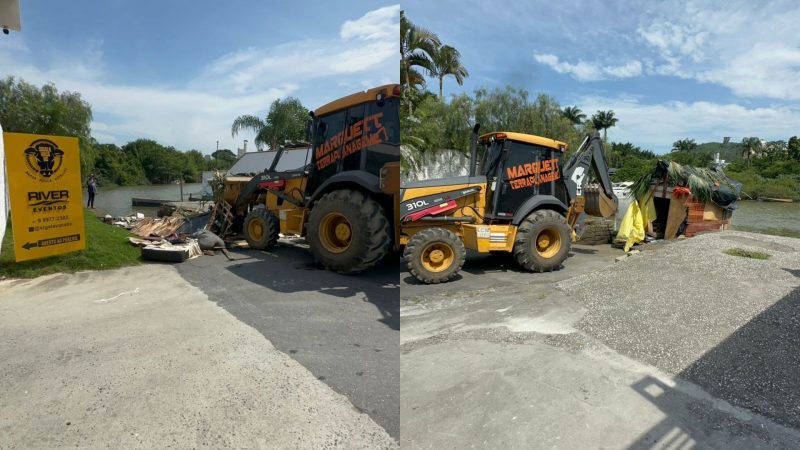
[340,4,399,40]
[635,1,800,100]
[577,95,800,152]
[525,2,800,100]
[0,5,400,152]
[534,53,642,81]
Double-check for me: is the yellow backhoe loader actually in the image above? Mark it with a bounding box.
[222,84,400,274]
[400,125,616,283]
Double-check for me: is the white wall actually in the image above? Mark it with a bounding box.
[0,123,7,254]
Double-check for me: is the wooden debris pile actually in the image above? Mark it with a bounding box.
[130,214,186,238]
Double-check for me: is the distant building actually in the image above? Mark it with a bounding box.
[711,152,728,169]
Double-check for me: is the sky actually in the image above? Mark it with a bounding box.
[403,0,800,154]
[0,1,399,153]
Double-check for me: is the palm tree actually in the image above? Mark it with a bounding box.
[231,97,308,151]
[562,106,586,125]
[740,137,761,163]
[428,45,469,99]
[400,10,440,97]
[591,110,619,141]
[671,138,697,153]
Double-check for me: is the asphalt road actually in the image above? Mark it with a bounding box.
[176,238,400,439]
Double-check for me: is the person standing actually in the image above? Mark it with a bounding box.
[87,174,97,209]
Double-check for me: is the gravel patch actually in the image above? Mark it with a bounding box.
[559,230,800,428]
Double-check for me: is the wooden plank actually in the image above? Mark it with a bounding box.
[664,196,688,240]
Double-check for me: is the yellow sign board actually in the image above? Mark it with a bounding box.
[3,132,86,262]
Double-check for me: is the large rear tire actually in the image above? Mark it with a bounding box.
[307,189,391,274]
[513,209,571,272]
[403,228,465,284]
[243,206,280,250]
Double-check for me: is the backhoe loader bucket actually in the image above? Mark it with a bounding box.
[584,184,617,217]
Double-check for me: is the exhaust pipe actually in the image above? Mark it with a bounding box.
[468,123,481,176]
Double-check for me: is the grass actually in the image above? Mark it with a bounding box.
[723,248,771,260]
[0,210,141,279]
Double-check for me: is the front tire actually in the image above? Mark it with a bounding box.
[307,189,391,274]
[243,206,280,250]
[404,228,465,284]
[513,210,571,272]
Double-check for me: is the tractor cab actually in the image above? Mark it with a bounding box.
[225,84,400,274]
[474,131,570,222]
[305,84,401,199]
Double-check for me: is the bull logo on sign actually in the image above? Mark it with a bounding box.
[24,139,64,178]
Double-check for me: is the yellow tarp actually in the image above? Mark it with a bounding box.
[614,197,656,252]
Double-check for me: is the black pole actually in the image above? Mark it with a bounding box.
[468,123,481,177]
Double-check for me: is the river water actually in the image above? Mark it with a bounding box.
[732,201,800,237]
[83,183,203,218]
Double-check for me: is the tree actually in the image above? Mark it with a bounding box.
[788,136,800,162]
[428,45,469,100]
[740,137,762,163]
[590,110,619,141]
[671,138,697,153]
[562,106,586,125]
[231,97,309,151]
[400,10,441,104]
[0,76,95,177]
[401,85,585,180]
[209,149,237,170]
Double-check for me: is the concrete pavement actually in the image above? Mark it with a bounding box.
[0,264,396,449]
[400,232,800,449]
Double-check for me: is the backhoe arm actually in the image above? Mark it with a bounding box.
[563,132,618,241]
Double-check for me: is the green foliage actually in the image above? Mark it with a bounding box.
[428,45,469,99]
[695,141,743,163]
[0,76,94,177]
[725,161,800,200]
[788,136,800,161]
[85,139,236,187]
[400,10,441,93]
[1,76,236,187]
[562,106,586,125]
[231,97,309,151]
[0,212,141,279]
[210,149,237,169]
[92,142,148,186]
[607,142,658,182]
[666,149,713,167]
[590,110,618,141]
[671,138,697,153]
[402,86,584,178]
[401,11,470,115]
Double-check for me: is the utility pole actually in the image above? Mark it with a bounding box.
[216,140,219,152]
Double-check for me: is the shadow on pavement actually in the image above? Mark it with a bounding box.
[227,244,399,330]
[176,241,400,438]
[628,282,800,448]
